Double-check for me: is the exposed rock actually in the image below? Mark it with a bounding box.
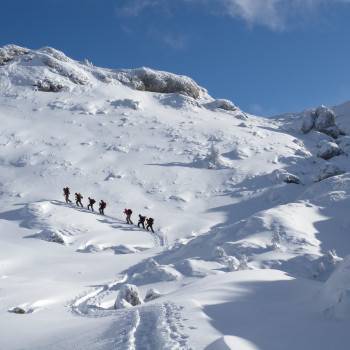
[203,99,237,111]
[301,110,316,134]
[34,81,63,92]
[0,44,29,65]
[144,288,162,302]
[114,284,142,309]
[10,307,26,314]
[300,105,341,138]
[42,56,88,85]
[317,142,342,160]
[338,136,350,156]
[319,164,345,181]
[314,105,340,138]
[124,67,204,99]
[269,169,300,184]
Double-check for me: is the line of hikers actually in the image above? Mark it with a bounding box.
[63,187,154,233]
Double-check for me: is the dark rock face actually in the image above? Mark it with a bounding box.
[301,111,316,134]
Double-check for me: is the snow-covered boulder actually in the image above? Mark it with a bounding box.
[159,92,201,110]
[314,105,340,138]
[29,229,66,244]
[269,169,300,184]
[300,105,341,138]
[129,258,182,284]
[203,99,237,111]
[114,284,142,309]
[301,110,317,134]
[319,164,345,181]
[213,246,240,271]
[144,288,162,302]
[338,136,350,155]
[317,141,342,160]
[201,143,229,169]
[0,44,29,65]
[318,255,350,319]
[111,99,140,110]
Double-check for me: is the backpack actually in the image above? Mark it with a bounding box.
[128,209,132,215]
[91,199,96,204]
[64,188,69,195]
[103,202,106,208]
[148,218,154,224]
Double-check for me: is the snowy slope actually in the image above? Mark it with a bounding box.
[1,44,350,350]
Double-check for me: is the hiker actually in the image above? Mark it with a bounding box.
[99,200,106,215]
[75,192,83,207]
[146,217,154,233]
[87,197,96,211]
[138,214,146,229]
[124,208,133,224]
[63,187,72,203]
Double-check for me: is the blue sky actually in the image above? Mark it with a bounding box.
[1,0,350,117]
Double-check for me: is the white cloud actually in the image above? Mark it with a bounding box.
[117,0,350,30]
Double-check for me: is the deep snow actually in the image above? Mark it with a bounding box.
[0,44,350,350]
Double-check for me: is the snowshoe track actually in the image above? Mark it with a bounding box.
[115,302,191,350]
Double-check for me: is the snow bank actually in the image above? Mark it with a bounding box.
[319,255,350,319]
[203,99,237,111]
[130,258,182,284]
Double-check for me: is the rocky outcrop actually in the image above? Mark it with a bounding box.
[144,288,162,302]
[317,141,342,160]
[0,44,29,65]
[125,67,204,99]
[301,105,340,138]
[34,80,63,92]
[319,164,345,181]
[301,110,316,134]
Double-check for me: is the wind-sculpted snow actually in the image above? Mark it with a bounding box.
[319,254,350,320]
[1,44,350,349]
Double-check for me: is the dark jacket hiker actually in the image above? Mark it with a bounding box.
[87,197,96,211]
[146,217,154,233]
[99,200,106,215]
[138,214,146,229]
[63,187,72,203]
[75,192,83,207]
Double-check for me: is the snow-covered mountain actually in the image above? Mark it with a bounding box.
[1,44,350,350]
